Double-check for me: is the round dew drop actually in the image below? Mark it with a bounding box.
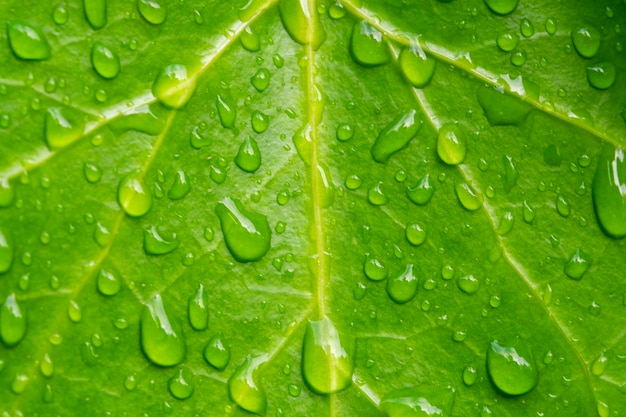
[168,368,194,400]
[437,124,467,165]
[496,32,519,52]
[91,43,120,79]
[572,26,601,58]
[117,171,152,217]
[407,174,435,205]
[386,264,419,304]
[97,269,121,296]
[487,340,538,395]
[587,62,616,90]
[483,0,518,15]
[7,21,51,60]
[235,137,262,173]
[138,0,167,25]
[336,123,354,141]
[399,45,436,88]
[457,275,480,294]
[368,182,389,206]
[251,111,269,133]
[405,223,426,246]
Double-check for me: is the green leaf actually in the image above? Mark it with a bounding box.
[1,0,625,416]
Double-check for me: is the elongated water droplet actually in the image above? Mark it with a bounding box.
[463,366,477,386]
[487,340,537,395]
[399,44,436,88]
[381,385,456,417]
[545,18,557,35]
[204,333,230,370]
[302,317,354,394]
[251,68,270,92]
[293,124,313,165]
[45,107,84,149]
[140,294,186,366]
[437,124,466,165]
[587,62,616,90]
[152,64,196,109]
[350,20,388,66]
[11,374,28,394]
[455,183,483,211]
[556,195,570,217]
[7,21,50,60]
[118,171,152,217]
[216,94,236,128]
[457,275,480,294]
[407,174,435,205]
[484,0,518,15]
[502,155,518,192]
[597,400,610,417]
[564,249,591,280]
[591,353,608,376]
[97,269,121,296]
[593,146,626,238]
[497,211,514,235]
[1,294,26,346]
[138,0,167,24]
[0,178,14,208]
[240,26,260,52]
[228,354,268,414]
[251,111,269,133]
[144,226,179,255]
[91,42,120,79]
[477,85,531,126]
[216,197,271,262]
[572,26,601,58]
[279,0,326,50]
[386,265,419,304]
[40,353,54,378]
[168,368,194,400]
[83,163,102,183]
[371,109,421,163]
[235,137,262,173]
[188,284,208,331]
[0,229,14,274]
[168,170,190,200]
[520,18,534,37]
[84,0,107,29]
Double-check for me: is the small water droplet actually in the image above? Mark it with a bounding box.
[188,284,208,331]
[138,0,167,25]
[235,137,262,173]
[350,20,389,66]
[487,340,537,395]
[572,26,601,58]
[597,400,610,417]
[563,248,591,280]
[364,256,387,281]
[228,354,268,414]
[216,197,271,262]
[152,64,196,109]
[53,5,69,25]
[329,2,346,19]
[463,366,477,386]
[1,294,26,346]
[407,174,435,205]
[399,44,436,88]
[457,274,479,294]
[497,32,519,52]
[251,68,270,92]
[520,18,534,37]
[11,374,28,394]
[140,294,186,367]
[545,18,557,35]
[556,195,570,217]
[84,0,107,29]
[68,300,82,322]
[386,264,419,304]
[144,226,179,255]
[502,155,518,192]
[497,211,514,235]
[168,368,194,400]
[97,268,121,296]
[437,124,466,165]
[0,178,14,208]
[336,123,354,141]
[94,221,111,247]
[368,182,389,206]
[118,171,152,217]
[587,62,616,90]
[345,174,362,190]
[371,109,421,163]
[168,170,190,200]
[591,353,608,376]
[203,333,230,370]
[7,21,51,60]
[83,163,102,183]
[124,374,137,391]
[510,50,526,66]
[40,353,54,378]
[273,53,284,68]
[91,43,120,79]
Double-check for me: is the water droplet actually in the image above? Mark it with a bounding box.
[210,163,227,184]
[484,0,518,15]
[40,353,54,377]
[140,294,186,366]
[0,178,14,208]
[315,164,335,208]
[152,64,196,109]
[556,195,570,217]
[591,353,608,376]
[1,294,26,346]
[288,384,301,397]
[216,197,271,262]
[545,18,557,35]
[368,182,389,206]
[496,32,519,52]
[336,123,354,141]
[83,163,102,183]
[455,183,483,211]
[45,107,84,149]
[0,229,14,274]
[380,385,456,417]
[7,21,50,60]
[487,340,537,395]
[124,374,137,391]
[91,43,120,79]
[188,284,208,331]
[386,265,419,304]
[67,300,81,322]
[345,174,362,190]
[563,248,591,280]
[302,317,354,394]
[437,124,466,165]
[510,50,526,66]
[251,68,270,92]
[240,26,260,52]
[273,53,284,68]
[143,226,179,255]
[228,354,268,414]
[84,0,107,29]
[457,274,479,294]
[399,44,436,88]
[350,20,389,66]
[93,221,111,247]
[593,146,626,238]
[463,366,477,386]
[235,137,262,173]
[251,111,269,133]
[597,400,610,417]
[53,5,69,25]
[572,26,601,58]
[406,223,426,246]
[587,62,616,90]
[138,0,167,24]
[543,144,561,166]
[118,171,152,217]
[11,374,28,394]
[477,85,531,126]
[329,2,346,19]
[371,109,421,163]
[502,155,518,192]
[203,333,230,370]
[97,269,121,296]
[168,368,194,400]
[168,170,190,200]
[497,211,514,235]
[216,94,236,128]
[520,18,534,37]
[279,0,326,50]
[293,124,313,164]
[407,174,435,205]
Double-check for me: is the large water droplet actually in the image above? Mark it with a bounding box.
[84,0,107,29]
[593,146,626,238]
[216,197,271,262]
[371,109,421,163]
[457,275,480,294]
[437,124,467,165]
[279,0,326,50]
[188,284,208,330]
[405,223,426,246]
[1,294,26,346]
[203,333,230,370]
[364,256,387,281]
[520,18,534,37]
[241,27,260,52]
[168,170,190,200]
[591,353,608,376]
[235,137,262,173]
[564,249,591,280]
[0,229,14,274]
[251,111,269,133]
[152,64,196,109]
[143,226,179,255]
[399,44,436,88]
[380,385,456,417]
[368,182,389,206]
[350,20,389,66]
[587,62,616,90]
[45,107,84,149]
[455,183,483,211]
[293,124,313,165]
[140,294,186,366]
[386,265,419,304]
[483,0,518,15]
[302,317,355,394]
[97,268,121,296]
[0,178,14,208]
[138,0,167,24]
[7,21,51,60]
[168,368,194,400]
[572,26,601,58]
[315,164,335,208]
[407,174,435,205]
[477,85,531,126]
[487,340,537,395]
[496,32,519,52]
[91,42,120,79]
[216,94,236,128]
[118,171,152,217]
[251,68,270,92]
[228,354,268,414]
